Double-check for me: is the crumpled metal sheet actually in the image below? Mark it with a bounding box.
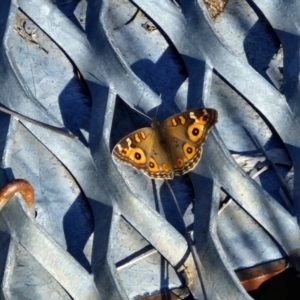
[0,0,300,299]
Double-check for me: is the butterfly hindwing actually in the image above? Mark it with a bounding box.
[112,127,174,179]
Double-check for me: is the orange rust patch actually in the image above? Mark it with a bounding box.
[236,259,287,292]
[0,179,35,209]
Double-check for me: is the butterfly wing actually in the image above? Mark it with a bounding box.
[162,108,218,176]
[112,126,174,179]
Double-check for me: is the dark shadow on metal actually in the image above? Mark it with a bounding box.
[160,256,170,299]
[243,19,280,86]
[63,193,94,273]
[58,77,92,146]
[0,232,11,298]
[152,180,160,213]
[55,0,85,32]
[115,244,154,269]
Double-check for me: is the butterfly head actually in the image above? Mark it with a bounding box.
[151,118,161,130]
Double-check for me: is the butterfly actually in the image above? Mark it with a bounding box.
[112,108,218,179]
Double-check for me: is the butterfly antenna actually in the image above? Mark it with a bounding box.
[165,180,208,300]
[129,104,152,122]
[153,94,161,120]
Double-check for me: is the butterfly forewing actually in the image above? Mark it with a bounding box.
[162,108,218,176]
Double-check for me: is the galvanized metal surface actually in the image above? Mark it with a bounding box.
[0,0,299,299]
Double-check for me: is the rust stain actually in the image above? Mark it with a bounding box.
[236,259,287,291]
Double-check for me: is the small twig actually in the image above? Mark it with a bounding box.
[14,22,48,54]
[251,165,269,179]
[0,106,78,140]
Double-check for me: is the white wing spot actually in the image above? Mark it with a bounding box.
[189,112,199,123]
[126,138,132,149]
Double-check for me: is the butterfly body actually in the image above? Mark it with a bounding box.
[112,108,218,180]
